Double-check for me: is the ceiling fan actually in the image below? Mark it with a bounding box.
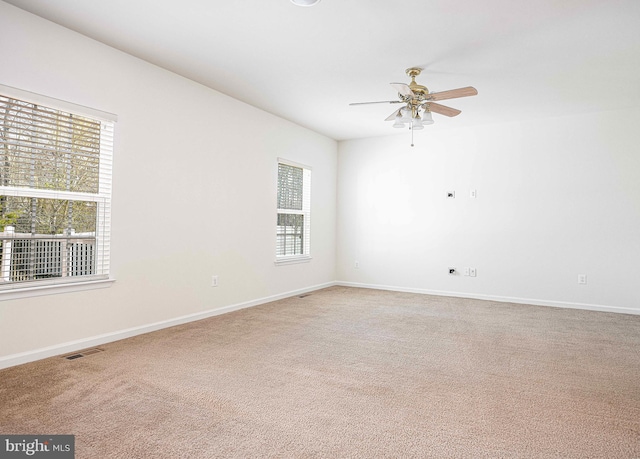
[350,67,477,142]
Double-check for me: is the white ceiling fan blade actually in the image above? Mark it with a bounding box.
[349,100,404,106]
[384,108,402,121]
[390,83,415,97]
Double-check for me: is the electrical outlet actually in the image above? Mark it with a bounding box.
[470,189,477,198]
[578,274,587,285]
[354,261,359,269]
[211,275,219,287]
[463,267,470,276]
[469,268,477,277]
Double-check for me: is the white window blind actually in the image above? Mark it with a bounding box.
[0,89,114,291]
[276,159,311,262]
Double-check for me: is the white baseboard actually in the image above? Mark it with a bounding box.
[336,281,640,316]
[0,281,337,370]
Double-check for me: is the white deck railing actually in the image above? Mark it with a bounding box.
[0,226,95,283]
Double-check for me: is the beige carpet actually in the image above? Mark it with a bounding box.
[1,286,639,458]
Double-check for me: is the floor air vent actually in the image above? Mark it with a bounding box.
[63,348,104,360]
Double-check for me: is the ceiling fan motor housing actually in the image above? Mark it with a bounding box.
[406,67,429,101]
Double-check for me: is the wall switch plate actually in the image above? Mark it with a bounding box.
[578,274,587,284]
[469,268,477,277]
[211,275,219,287]
[447,191,455,199]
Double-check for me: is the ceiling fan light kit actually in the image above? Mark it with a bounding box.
[422,110,434,125]
[350,67,477,145]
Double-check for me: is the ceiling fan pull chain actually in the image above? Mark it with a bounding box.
[410,121,414,147]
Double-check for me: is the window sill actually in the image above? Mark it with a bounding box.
[274,256,312,266]
[0,278,115,301]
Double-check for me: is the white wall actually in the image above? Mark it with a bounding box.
[337,108,640,314]
[0,2,337,363]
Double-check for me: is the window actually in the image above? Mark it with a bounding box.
[0,86,115,294]
[276,159,311,263]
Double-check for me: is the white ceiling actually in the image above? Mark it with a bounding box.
[5,0,640,141]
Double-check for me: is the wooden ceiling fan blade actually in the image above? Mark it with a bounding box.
[349,100,403,106]
[384,108,402,121]
[428,86,478,101]
[390,83,415,97]
[427,102,461,117]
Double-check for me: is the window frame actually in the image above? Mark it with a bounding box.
[275,158,311,265]
[0,84,116,300]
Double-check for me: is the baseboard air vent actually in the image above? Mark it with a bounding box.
[63,348,104,360]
